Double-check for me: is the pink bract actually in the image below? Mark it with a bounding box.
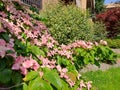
[12,56,25,70]
[0,39,6,46]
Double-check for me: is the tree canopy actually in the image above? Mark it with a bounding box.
[95,0,105,14]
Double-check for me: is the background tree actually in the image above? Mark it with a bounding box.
[95,0,105,14]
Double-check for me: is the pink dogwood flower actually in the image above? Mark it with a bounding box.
[20,66,28,75]
[56,65,62,72]
[78,80,86,90]
[12,55,25,70]
[0,46,6,58]
[22,60,33,68]
[56,65,68,79]
[39,71,44,78]
[31,60,40,71]
[0,27,5,33]
[0,12,7,18]
[12,55,40,75]
[0,39,6,46]
[100,40,107,46]
[66,78,75,87]
[47,42,54,48]
[86,81,92,90]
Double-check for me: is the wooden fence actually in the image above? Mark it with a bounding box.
[20,0,42,8]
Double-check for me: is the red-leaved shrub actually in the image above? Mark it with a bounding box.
[96,8,120,38]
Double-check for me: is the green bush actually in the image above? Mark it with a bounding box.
[40,3,97,44]
[93,21,107,41]
[39,3,107,44]
[106,39,120,48]
[29,6,39,14]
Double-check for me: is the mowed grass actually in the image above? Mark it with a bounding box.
[118,54,120,58]
[81,67,120,90]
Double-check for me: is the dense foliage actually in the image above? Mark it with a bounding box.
[106,39,120,48]
[0,0,117,90]
[40,3,106,44]
[92,21,107,41]
[95,0,105,14]
[96,8,120,38]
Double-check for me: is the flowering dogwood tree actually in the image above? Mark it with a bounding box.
[0,0,117,90]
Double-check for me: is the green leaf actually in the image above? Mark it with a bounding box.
[89,55,94,63]
[83,54,89,64]
[28,77,53,90]
[61,79,69,90]
[6,50,14,54]
[21,33,27,39]
[57,56,70,66]
[80,50,87,57]
[94,60,100,68]
[89,51,95,63]
[12,71,22,84]
[100,46,107,56]
[43,69,63,90]
[66,72,77,82]
[1,33,10,42]
[75,48,84,55]
[14,40,27,55]
[23,23,30,30]
[23,71,39,82]
[0,69,12,83]
[30,45,45,56]
[23,83,28,90]
[0,59,6,71]
[39,49,46,57]
[0,1,5,11]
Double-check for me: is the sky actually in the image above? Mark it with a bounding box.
[104,0,117,4]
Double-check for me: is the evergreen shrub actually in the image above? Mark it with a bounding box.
[40,3,106,44]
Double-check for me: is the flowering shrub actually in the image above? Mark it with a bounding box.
[0,0,117,90]
[96,8,120,38]
[92,21,107,41]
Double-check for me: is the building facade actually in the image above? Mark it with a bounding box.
[20,0,95,11]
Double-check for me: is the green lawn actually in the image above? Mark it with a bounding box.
[118,54,120,58]
[81,67,120,90]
